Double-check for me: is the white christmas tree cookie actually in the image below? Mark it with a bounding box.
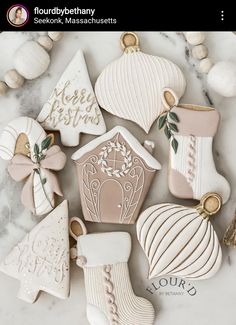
[37,50,106,146]
[0,200,70,303]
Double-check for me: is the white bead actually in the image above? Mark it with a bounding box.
[207,61,236,97]
[48,32,64,42]
[4,69,24,89]
[14,41,50,80]
[185,32,206,45]
[198,58,213,74]
[192,44,208,60]
[70,247,77,260]
[0,81,8,96]
[37,35,53,51]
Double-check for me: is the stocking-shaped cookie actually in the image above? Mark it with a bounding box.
[70,217,155,325]
[37,49,106,146]
[0,117,66,215]
[159,88,230,204]
[95,32,186,133]
[137,193,222,280]
[0,200,70,303]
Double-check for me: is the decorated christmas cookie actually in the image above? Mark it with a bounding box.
[159,88,230,204]
[71,126,161,224]
[0,200,70,303]
[70,217,155,325]
[95,32,186,133]
[0,117,66,215]
[37,49,106,146]
[137,193,222,280]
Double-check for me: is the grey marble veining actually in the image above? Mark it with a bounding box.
[0,32,236,325]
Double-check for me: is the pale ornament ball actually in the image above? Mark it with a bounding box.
[14,41,50,80]
[4,69,24,89]
[198,58,213,74]
[37,35,53,51]
[208,61,236,97]
[0,81,8,96]
[185,32,205,45]
[48,32,64,42]
[192,44,208,60]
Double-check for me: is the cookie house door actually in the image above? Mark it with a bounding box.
[99,179,123,223]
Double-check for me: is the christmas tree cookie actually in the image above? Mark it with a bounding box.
[37,50,106,146]
[0,201,70,303]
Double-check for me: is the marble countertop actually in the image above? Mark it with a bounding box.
[0,31,236,325]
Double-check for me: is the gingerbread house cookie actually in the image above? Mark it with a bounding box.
[71,126,161,224]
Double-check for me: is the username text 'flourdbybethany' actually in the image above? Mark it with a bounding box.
[34,7,96,16]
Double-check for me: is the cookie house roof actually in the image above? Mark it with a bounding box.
[71,126,161,170]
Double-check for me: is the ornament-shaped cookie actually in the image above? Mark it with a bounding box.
[37,49,106,146]
[0,117,66,215]
[137,193,222,280]
[95,32,186,133]
[0,200,70,303]
[71,126,161,224]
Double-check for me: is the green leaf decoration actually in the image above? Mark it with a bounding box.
[34,143,40,156]
[164,125,171,139]
[169,111,179,122]
[41,178,47,185]
[171,138,179,153]
[158,114,167,129]
[169,123,179,133]
[41,136,52,151]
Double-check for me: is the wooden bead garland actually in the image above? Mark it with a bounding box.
[37,35,53,51]
[192,44,208,60]
[0,81,8,96]
[185,32,206,46]
[185,32,236,97]
[14,41,50,80]
[0,32,64,96]
[4,69,24,89]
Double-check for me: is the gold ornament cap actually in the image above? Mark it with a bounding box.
[120,32,140,53]
[197,192,222,217]
[69,216,87,240]
[161,87,179,110]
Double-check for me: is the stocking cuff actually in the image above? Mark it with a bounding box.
[76,232,131,267]
[171,105,220,137]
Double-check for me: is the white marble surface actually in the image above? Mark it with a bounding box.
[0,31,236,325]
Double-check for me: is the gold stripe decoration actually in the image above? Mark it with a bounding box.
[136,192,222,280]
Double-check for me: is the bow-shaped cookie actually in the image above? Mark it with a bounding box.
[8,145,66,214]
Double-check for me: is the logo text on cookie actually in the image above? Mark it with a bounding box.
[146,277,197,297]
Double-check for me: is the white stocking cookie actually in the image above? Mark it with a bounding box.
[37,50,106,146]
[0,117,66,215]
[70,218,155,325]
